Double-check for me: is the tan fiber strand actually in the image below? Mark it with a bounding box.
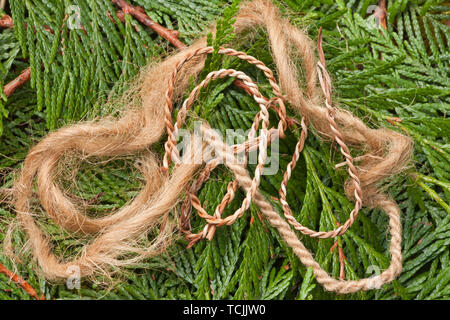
[199,124,402,294]
[5,0,412,294]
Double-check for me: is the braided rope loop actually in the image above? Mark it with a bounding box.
[163,46,365,245]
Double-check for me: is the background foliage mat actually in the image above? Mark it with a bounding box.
[0,0,449,300]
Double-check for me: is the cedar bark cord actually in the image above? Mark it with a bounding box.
[5,0,412,294]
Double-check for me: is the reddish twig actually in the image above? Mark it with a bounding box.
[376,0,388,30]
[367,0,387,30]
[1,14,55,97]
[330,241,338,252]
[3,67,31,98]
[386,117,402,125]
[112,0,186,49]
[0,14,13,28]
[330,241,346,280]
[1,14,53,33]
[363,1,388,62]
[329,222,346,280]
[0,262,44,300]
[338,246,346,280]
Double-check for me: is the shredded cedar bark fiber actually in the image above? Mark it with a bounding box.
[5,0,412,294]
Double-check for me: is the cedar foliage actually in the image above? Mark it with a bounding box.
[0,0,449,300]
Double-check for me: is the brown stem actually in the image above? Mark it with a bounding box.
[338,246,346,280]
[0,14,13,29]
[1,14,53,33]
[111,0,186,49]
[330,242,346,280]
[330,222,346,280]
[0,262,45,300]
[376,0,388,30]
[3,67,31,98]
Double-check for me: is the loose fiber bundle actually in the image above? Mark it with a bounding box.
[5,0,412,294]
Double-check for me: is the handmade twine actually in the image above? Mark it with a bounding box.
[4,0,412,294]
